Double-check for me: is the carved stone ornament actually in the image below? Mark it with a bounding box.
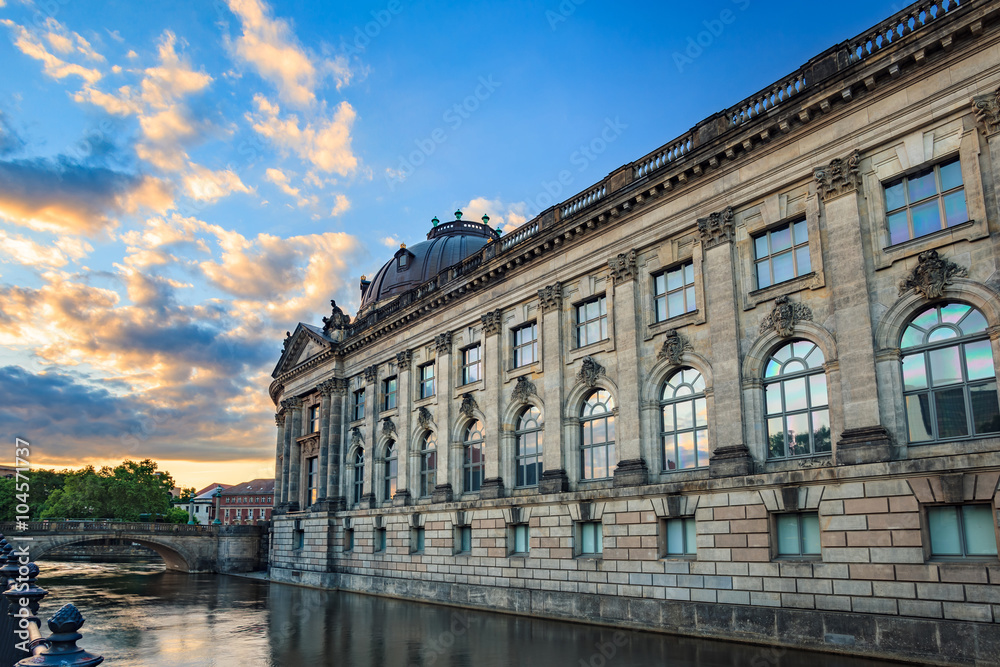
[814,149,862,201]
[759,295,813,338]
[538,282,563,312]
[274,413,285,427]
[318,379,337,396]
[350,426,364,448]
[281,330,292,353]
[322,299,348,332]
[511,375,537,404]
[898,249,968,300]
[280,397,302,411]
[435,332,453,353]
[608,249,637,285]
[381,417,397,438]
[658,329,690,364]
[972,87,1000,136]
[332,378,349,395]
[481,309,503,336]
[417,406,433,429]
[697,206,734,249]
[396,350,412,370]
[459,393,479,419]
[577,356,606,388]
[363,364,378,383]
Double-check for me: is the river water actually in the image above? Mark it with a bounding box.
[30,559,898,667]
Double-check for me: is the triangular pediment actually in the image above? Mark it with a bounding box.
[272,324,333,377]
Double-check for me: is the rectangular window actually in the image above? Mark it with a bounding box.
[884,157,968,245]
[754,219,811,289]
[456,525,472,554]
[663,517,697,557]
[775,512,821,558]
[382,376,397,411]
[308,405,320,433]
[375,528,386,553]
[576,296,608,348]
[462,345,482,385]
[512,322,538,367]
[654,262,696,322]
[294,527,304,550]
[352,389,365,421]
[411,526,425,553]
[344,528,354,552]
[579,521,603,555]
[306,457,318,506]
[512,524,529,555]
[419,363,435,398]
[928,504,998,559]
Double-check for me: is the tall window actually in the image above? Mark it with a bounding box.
[661,368,709,470]
[463,420,485,493]
[928,505,998,559]
[576,297,608,348]
[581,389,616,480]
[754,220,811,289]
[419,362,435,398]
[352,388,365,421]
[462,345,481,385]
[511,524,529,555]
[515,406,543,488]
[775,512,821,558]
[901,303,999,442]
[654,262,696,322]
[513,322,538,367]
[420,432,437,497]
[308,405,320,433]
[884,157,967,245]
[382,376,397,411]
[306,457,318,505]
[383,440,398,501]
[765,340,830,459]
[456,525,472,554]
[352,449,364,505]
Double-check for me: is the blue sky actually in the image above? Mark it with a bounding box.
[0,0,904,489]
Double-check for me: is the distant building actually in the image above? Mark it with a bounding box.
[218,479,274,525]
[187,483,230,524]
[0,466,15,479]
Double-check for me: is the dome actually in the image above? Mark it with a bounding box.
[360,215,500,309]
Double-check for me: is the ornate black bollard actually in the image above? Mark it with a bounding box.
[14,604,103,667]
[1,535,23,667]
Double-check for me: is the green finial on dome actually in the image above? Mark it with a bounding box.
[431,216,439,227]
[482,214,490,226]
[495,227,502,236]
[454,209,463,220]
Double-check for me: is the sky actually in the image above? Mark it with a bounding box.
[0,0,907,490]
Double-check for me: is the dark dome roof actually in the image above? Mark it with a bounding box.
[360,218,500,309]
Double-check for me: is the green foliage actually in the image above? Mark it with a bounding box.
[37,459,177,521]
[0,477,16,521]
[164,507,191,524]
[176,487,197,503]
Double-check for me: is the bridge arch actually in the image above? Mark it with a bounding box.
[32,535,199,572]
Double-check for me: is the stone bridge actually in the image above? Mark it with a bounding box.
[0,521,267,573]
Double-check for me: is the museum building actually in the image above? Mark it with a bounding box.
[268,1,1000,662]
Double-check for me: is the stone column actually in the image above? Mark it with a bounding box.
[326,379,347,510]
[480,309,505,499]
[285,398,303,511]
[537,282,569,493]
[394,350,413,506]
[699,208,754,477]
[279,398,298,507]
[361,364,378,509]
[314,381,334,509]
[814,153,892,465]
[608,249,649,487]
[273,412,285,511]
[432,332,454,503]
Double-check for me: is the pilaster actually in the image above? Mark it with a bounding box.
[362,364,378,506]
[395,350,413,505]
[481,309,504,498]
[538,282,568,494]
[286,399,302,511]
[273,412,285,509]
[326,379,347,510]
[434,332,454,502]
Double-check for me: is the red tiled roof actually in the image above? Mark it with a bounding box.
[195,482,232,496]
[219,478,275,495]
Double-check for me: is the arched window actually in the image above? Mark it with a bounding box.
[383,440,398,501]
[352,448,365,505]
[420,432,437,498]
[463,420,485,493]
[661,368,709,470]
[901,303,999,442]
[765,340,830,458]
[515,406,543,487]
[581,390,616,479]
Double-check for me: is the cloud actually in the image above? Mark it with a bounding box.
[264,167,315,207]
[0,229,93,268]
[0,157,173,235]
[381,235,401,248]
[459,196,529,233]
[225,0,351,107]
[1,18,102,84]
[0,110,25,156]
[183,163,252,202]
[247,94,357,175]
[41,17,105,62]
[330,193,350,216]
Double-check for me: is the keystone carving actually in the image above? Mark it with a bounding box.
[658,329,690,364]
[511,375,537,404]
[435,332,452,353]
[608,249,638,285]
[538,282,563,312]
[481,309,503,336]
[417,406,433,429]
[759,296,813,338]
[396,350,412,370]
[363,364,378,383]
[350,426,363,448]
[973,87,1000,136]
[577,356,606,388]
[814,149,862,201]
[898,249,967,300]
[697,207,734,248]
[322,300,348,332]
[459,393,479,419]
[381,417,397,438]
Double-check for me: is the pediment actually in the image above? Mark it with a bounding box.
[272,324,333,377]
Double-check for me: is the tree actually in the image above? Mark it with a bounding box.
[103,459,175,522]
[0,477,16,521]
[164,507,191,524]
[40,467,107,519]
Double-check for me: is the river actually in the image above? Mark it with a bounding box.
[29,559,898,666]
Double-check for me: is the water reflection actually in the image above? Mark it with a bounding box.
[35,560,893,667]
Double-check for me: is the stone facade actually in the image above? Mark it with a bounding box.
[268,2,1000,663]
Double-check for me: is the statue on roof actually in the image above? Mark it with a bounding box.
[322,300,349,332]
